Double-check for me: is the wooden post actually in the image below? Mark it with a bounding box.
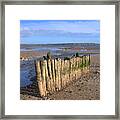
[35,60,44,97]
[71,58,74,81]
[68,59,71,83]
[60,59,62,89]
[86,55,90,72]
[61,59,64,88]
[51,59,56,91]
[89,54,91,65]
[41,60,47,96]
[63,60,65,87]
[47,59,53,93]
[86,55,89,67]
[73,57,76,80]
[83,55,85,73]
[65,60,67,85]
[78,57,80,69]
[85,55,88,73]
[84,55,87,73]
[82,56,84,71]
[64,60,68,86]
[44,60,49,94]
[69,58,72,82]
[58,59,61,90]
[78,57,81,78]
[67,60,69,84]
[88,54,91,70]
[55,59,59,91]
[75,57,79,80]
[74,57,77,79]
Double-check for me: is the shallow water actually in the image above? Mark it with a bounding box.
[20,60,36,87]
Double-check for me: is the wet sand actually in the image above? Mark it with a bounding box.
[20,51,48,59]
[20,54,100,100]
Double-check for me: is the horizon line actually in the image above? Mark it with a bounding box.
[20,42,100,45]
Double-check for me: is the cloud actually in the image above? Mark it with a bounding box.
[20,20,100,34]
[20,28,99,38]
[20,20,100,43]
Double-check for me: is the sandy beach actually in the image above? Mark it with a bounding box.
[20,54,100,100]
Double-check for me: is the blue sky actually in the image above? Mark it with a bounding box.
[20,20,100,44]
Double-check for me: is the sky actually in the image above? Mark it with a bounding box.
[20,20,100,44]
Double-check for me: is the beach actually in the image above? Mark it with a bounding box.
[20,54,100,100]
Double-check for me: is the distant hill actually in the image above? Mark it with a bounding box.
[21,43,100,49]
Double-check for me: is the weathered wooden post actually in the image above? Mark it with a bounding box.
[85,55,89,73]
[69,58,72,82]
[76,57,78,80]
[41,60,47,96]
[83,55,85,73]
[55,59,59,91]
[51,59,56,91]
[44,60,49,94]
[88,54,91,71]
[82,56,84,72]
[47,59,53,93]
[86,55,89,68]
[71,57,74,81]
[73,57,76,80]
[89,54,91,65]
[67,59,70,84]
[84,55,87,73]
[60,59,62,89]
[58,59,61,90]
[64,60,69,86]
[68,59,70,83]
[35,60,44,97]
[86,54,90,72]
[78,57,82,78]
[63,60,66,87]
[65,60,68,85]
[68,59,71,83]
[61,59,64,88]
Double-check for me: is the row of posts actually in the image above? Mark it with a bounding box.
[35,55,90,97]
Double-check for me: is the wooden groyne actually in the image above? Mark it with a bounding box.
[35,54,90,97]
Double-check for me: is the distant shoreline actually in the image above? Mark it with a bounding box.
[20,43,100,61]
[20,43,100,46]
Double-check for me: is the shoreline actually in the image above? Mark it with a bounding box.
[20,54,100,100]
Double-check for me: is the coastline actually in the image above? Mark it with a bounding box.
[20,54,100,100]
